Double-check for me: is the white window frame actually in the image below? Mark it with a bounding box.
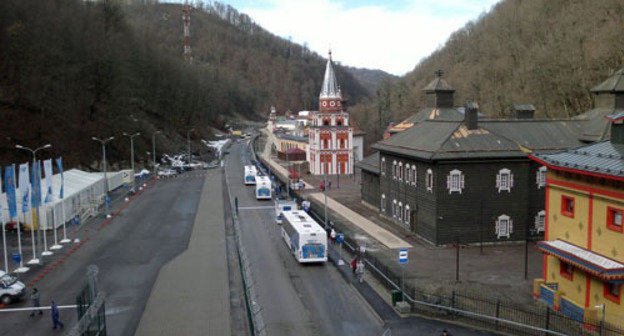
[426,169,434,192]
[392,161,397,180]
[404,164,410,184]
[536,166,547,189]
[446,169,464,194]
[411,166,417,186]
[381,157,386,176]
[381,194,386,213]
[398,162,403,182]
[404,205,411,225]
[392,199,397,218]
[398,202,403,221]
[535,210,545,233]
[496,168,514,193]
[495,214,513,239]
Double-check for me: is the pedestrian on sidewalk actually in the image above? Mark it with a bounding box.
[328,181,332,189]
[29,288,42,316]
[350,257,357,276]
[319,181,324,191]
[356,259,365,283]
[51,300,64,330]
[330,228,336,244]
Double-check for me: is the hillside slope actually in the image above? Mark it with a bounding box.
[352,0,624,145]
[0,0,370,168]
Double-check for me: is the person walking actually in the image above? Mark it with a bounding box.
[319,180,324,191]
[51,300,64,330]
[350,257,357,276]
[356,259,365,283]
[330,228,336,245]
[328,181,332,189]
[29,288,42,316]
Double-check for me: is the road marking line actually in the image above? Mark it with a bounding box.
[237,206,274,210]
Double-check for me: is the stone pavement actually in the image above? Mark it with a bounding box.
[309,192,411,249]
[134,169,230,336]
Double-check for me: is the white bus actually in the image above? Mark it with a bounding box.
[281,210,327,263]
[244,165,258,185]
[255,176,272,200]
[275,199,298,224]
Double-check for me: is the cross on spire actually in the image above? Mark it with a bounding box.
[435,69,444,78]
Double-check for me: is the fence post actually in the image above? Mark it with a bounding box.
[545,307,550,333]
[495,299,500,329]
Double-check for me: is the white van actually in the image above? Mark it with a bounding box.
[0,271,26,304]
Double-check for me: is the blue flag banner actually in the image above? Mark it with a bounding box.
[18,163,30,214]
[4,166,17,219]
[30,161,42,208]
[43,159,53,203]
[55,157,64,199]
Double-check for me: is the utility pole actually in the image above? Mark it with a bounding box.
[152,130,161,170]
[123,132,140,190]
[187,128,195,166]
[324,162,328,228]
[92,137,114,218]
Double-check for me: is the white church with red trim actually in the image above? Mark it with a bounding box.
[308,52,354,175]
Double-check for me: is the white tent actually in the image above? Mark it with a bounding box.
[1,169,127,230]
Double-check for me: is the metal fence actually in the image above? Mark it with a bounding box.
[65,265,106,336]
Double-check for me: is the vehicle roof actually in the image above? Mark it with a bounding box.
[282,210,325,234]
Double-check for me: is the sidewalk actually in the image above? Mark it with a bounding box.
[134,169,230,336]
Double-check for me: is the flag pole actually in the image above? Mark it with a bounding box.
[57,158,69,244]
[40,161,52,256]
[12,165,28,273]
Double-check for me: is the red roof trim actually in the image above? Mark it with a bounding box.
[605,115,624,122]
[529,155,624,182]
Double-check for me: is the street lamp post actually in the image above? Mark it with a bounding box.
[152,131,162,170]
[92,137,114,218]
[187,128,195,166]
[123,132,140,190]
[324,161,328,229]
[15,143,52,263]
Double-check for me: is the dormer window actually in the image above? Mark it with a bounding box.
[446,169,464,194]
[536,166,547,189]
[496,168,513,192]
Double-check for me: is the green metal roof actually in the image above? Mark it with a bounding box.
[531,141,624,179]
[356,152,380,174]
[590,68,624,93]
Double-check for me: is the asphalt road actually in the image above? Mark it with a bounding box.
[0,171,205,335]
[225,140,384,336]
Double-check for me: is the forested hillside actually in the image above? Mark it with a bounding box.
[0,0,370,168]
[352,0,624,147]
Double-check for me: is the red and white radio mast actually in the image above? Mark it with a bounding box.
[182,4,192,64]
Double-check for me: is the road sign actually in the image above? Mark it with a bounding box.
[398,249,408,264]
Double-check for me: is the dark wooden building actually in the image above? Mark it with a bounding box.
[360,75,585,245]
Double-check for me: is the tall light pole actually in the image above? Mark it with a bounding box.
[123,132,140,190]
[324,160,328,229]
[92,137,114,218]
[15,143,51,262]
[152,130,162,170]
[187,128,195,166]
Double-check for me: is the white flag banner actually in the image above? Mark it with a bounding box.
[18,163,30,214]
[43,159,54,203]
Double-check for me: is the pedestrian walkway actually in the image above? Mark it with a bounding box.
[309,193,412,249]
[134,169,230,336]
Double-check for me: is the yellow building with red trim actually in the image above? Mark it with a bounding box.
[529,113,624,328]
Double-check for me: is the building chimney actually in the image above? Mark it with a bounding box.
[465,101,479,130]
[510,104,535,119]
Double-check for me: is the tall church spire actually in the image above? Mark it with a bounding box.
[319,50,341,100]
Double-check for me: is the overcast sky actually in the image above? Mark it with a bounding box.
[211,0,501,76]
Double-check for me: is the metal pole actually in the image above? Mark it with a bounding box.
[401,265,405,302]
[324,165,328,228]
[455,242,460,282]
[337,162,340,188]
[103,142,110,216]
[130,137,134,188]
[1,219,7,273]
[152,134,156,169]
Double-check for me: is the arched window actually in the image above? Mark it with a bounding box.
[536,166,547,189]
[398,202,403,221]
[381,157,386,176]
[496,168,514,192]
[398,162,403,182]
[404,205,411,225]
[381,194,386,213]
[446,169,464,194]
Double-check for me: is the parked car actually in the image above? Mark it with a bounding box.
[0,271,26,304]
[157,169,177,177]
